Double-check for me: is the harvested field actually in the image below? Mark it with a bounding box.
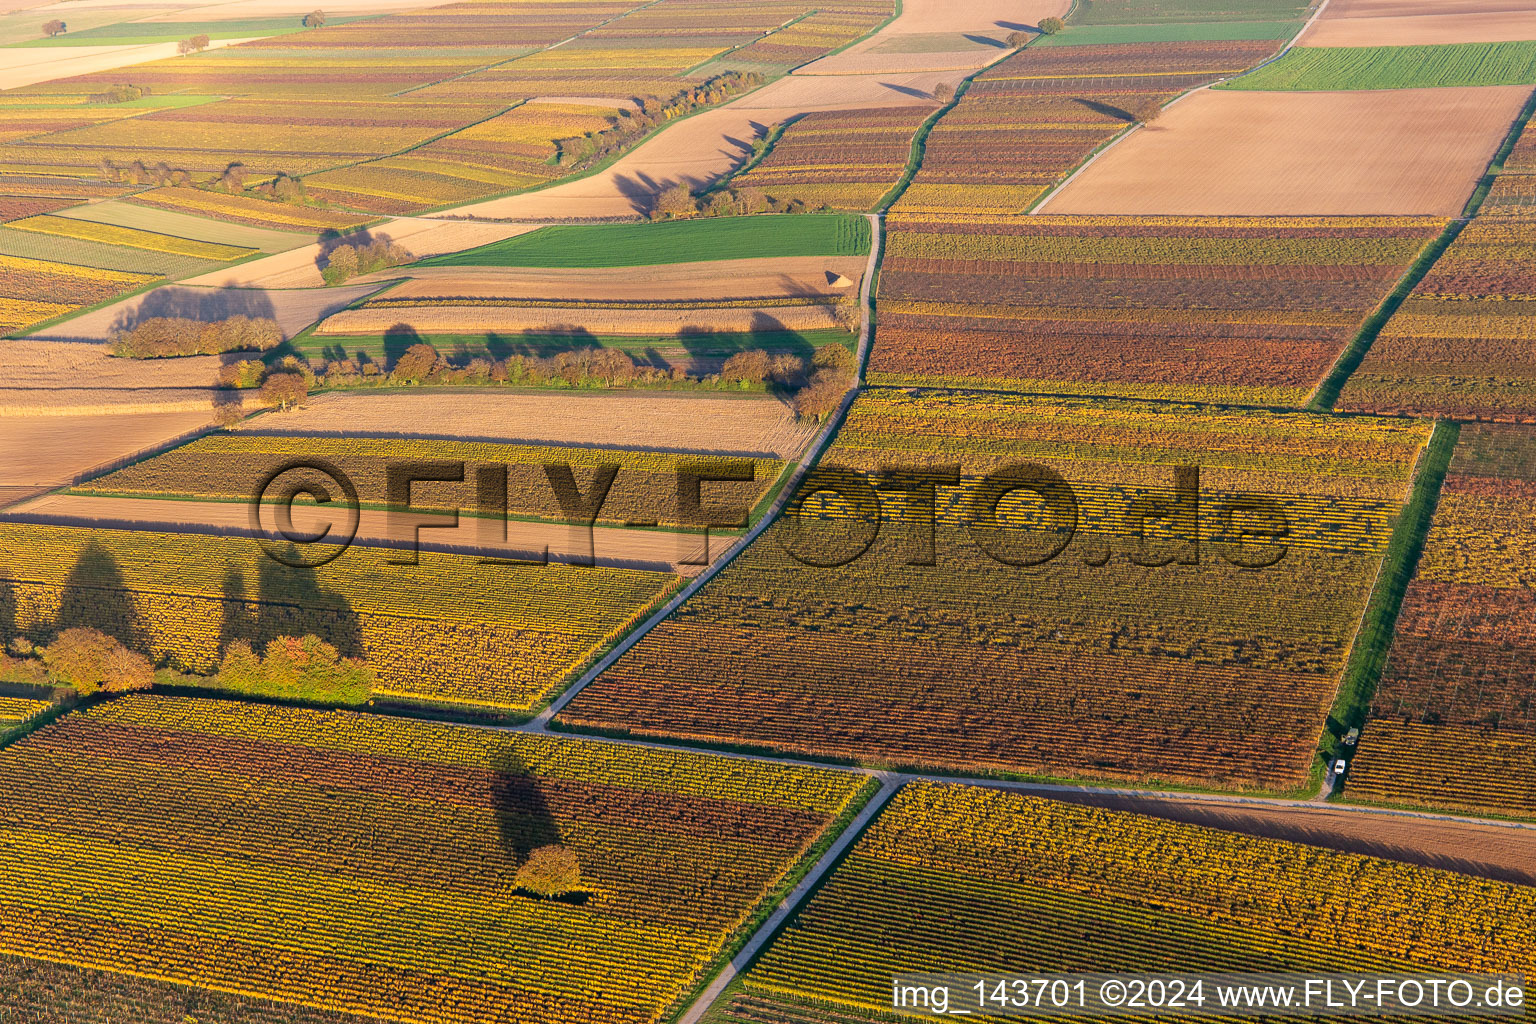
[0,339,222,414]
[1045,87,1530,216]
[0,411,212,489]
[1047,791,1536,887]
[180,219,538,289]
[381,257,865,303]
[796,0,1070,75]
[251,390,819,459]
[1304,9,1536,47]
[314,301,855,337]
[28,281,382,344]
[0,36,260,91]
[10,494,713,573]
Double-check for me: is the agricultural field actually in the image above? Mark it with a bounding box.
[703,783,1536,1023]
[725,106,934,211]
[1348,424,1536,820]
[0,252,158,336]
[1223,40,1536,90]
[558,389,1433,791]
[1044,86,1531,216]
[125,187,374,231]
[869,214,1444,406]
[0,0,897,217]
[1074,0,1315,25]
[1338,220,1536,421]
[73,433,787,528]
[1302,0,1536,47]
[0,522,678,712]
[248,390,822,458]
[890,38,1287,215]
[0,694,874,1024]
[420,215,873,268]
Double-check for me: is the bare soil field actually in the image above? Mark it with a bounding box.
[1304,11,1536,45]
[799,0,1070,75]
[316,301,853,337]
[29,281,382,343]
[0,339,219,414]
[0,411,210,488]
[251,390,819,458]
[378,257,865,303]
[1049,791,1536,887]
[6,494,711,572]
[1045,86,1531,216]
[0,36,260,90]
[182,219,538,288]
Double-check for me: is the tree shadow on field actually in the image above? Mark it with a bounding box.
[383,321,426,369]
[964,32,1007,48]
[219,563,259,653]
[55,541,146,651]
[491,746,590,904]
[1071,96,1139,124]
[613,171,664,216]
[254,549,362,658]
[109,286,279,334]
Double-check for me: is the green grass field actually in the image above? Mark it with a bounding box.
[418,214,872,269]
[1073,0,1312,26]
[293,328,855,363]
[1223,41,1536,90]
[1037,20,1303,45]
[12,16,363,47]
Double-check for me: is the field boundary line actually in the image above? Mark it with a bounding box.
[533,213,883,727]
[674,775,903,1024]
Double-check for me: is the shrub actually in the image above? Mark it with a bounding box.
[321,238,412,285]
[41,628,153,697]
[218,635,373,705]
[812,342,857,377]
[721,349,771,385]
[514,845,587,898]
[110,316,282,358]
[90,84,147,104]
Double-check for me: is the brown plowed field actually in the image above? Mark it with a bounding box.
[1047,86,1531,216]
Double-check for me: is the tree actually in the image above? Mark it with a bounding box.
[42,19,66,36]
[793,374,846,421]
[213,396,244,428]
[812,342,857,378]
[721,349,770,386]
[514,845,586,898]
[1006,30,1031,48]
[1039,17,1065,35]
[651,184,696,220]
[932,82,953,103]
[321,243,358,285]
[303,9,326,27]
[219,161,248,192]
[41,628,153,696]
[259,372,309,411]
[390,342,440,383]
